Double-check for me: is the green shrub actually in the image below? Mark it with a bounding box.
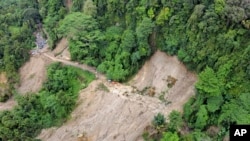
[0,63,94,140]
[152,113,166,127]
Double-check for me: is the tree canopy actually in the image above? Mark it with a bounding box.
[0,0,249,140]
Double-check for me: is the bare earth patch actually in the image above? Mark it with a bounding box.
[66,0,72,10]
[0,72,8,96]
[53,38,68,54]
[60,47,71,60]
[130,50,197,112]
[37,50,197,141]
[0,97,17,111]
[17,55,52,94]
[53,38,71,60]
[0,72,7,84]
[38,80,167,141]
[0,72,17,111]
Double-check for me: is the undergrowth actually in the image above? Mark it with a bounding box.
[0,63,94,140]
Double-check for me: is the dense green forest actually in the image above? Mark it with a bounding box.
[0,0,249,140]
[0,0,41,101]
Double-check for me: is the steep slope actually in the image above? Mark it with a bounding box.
[17,38,69,95]
[37,51,197,141]
[17,55,52,94]
[130,50,197,112]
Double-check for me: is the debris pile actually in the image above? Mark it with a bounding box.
[35,32,47,49]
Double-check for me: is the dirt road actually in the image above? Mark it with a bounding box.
[1,44,197,141]
[38,50,197,141]
[43,52,106,80]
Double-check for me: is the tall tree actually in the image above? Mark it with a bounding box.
[83,0,97,17]
[195,67,222,97]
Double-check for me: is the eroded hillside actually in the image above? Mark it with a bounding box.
[37,50,196,141]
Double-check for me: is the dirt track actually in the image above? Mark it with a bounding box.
[1,38,197,140]
[37,49,197,141]
[43,52,105,79]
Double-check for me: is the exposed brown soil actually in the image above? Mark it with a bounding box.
[17,37,70,95]
[0,32,197,140]
[130,50,197,112]
[0,45,197,140]
[17,54,52,94]
[0,72,7,84]
[52,38,69,57]
[38,79,168,141]
[0,72,17,111]
[60,47,71,60]
[0,97,17,111]
[0,39,69,111]
[37,50,197,141]
[51,38,71,60]
[65,0,73,10]
[0,72,8,98]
